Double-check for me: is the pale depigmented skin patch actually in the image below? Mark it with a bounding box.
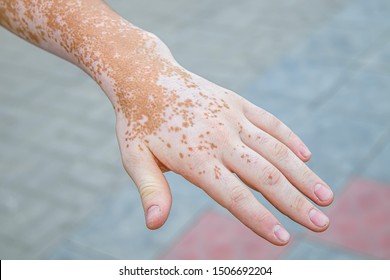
[0,0,234,176]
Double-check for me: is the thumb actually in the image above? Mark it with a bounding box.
[121,144,172,230]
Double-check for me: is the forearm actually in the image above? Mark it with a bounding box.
[0,0,172,102]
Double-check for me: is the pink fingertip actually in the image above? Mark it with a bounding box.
[314,183,332,202]
[309,209,329,228]
[299,144,312,159]
[146,205,161,228]
[274,225,290,243]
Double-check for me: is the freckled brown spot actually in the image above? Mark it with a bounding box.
[199,92,208,99]
[199,134,204,138]
[126,144,129,148]
[179,152,183,158]
[238,123,243,134]
[167,143,171,148]
[248,134,251,138]
[28,31,40,44]
[221,98,230,109]
[214,165,221,179]
[182,122,189,128]
[188,147,193,151]
[181,134,188,144]
[206,131,210,135]
[241,153,249,159]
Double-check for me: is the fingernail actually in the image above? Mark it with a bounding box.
[299,144,311,158]
[309,209,329,228]
[314,183,332,202]
[274,224,290,243]
[146,205,161,226]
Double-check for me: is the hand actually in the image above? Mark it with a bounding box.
[108,35,334,245]
[0,0,333,246]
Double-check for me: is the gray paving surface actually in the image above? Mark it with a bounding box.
[283,237,369,260]
[1,0,389,259]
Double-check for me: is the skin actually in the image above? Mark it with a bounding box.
[0,0,333,245]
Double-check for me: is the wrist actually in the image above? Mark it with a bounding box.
[86,29,174,105]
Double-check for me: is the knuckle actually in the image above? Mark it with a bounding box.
[301,168,312,179]
[261,165,281,186]
[178,152,210,178]
[214,126,230,142]
[229,185,251,211]
[212,132,232,153]
[292,195,308,212]
[273,142,290,162]
[287,129,295,141]
[254,133,271,145]
[257,211,273,225]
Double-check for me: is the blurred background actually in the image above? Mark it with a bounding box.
[1,0,389,259]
